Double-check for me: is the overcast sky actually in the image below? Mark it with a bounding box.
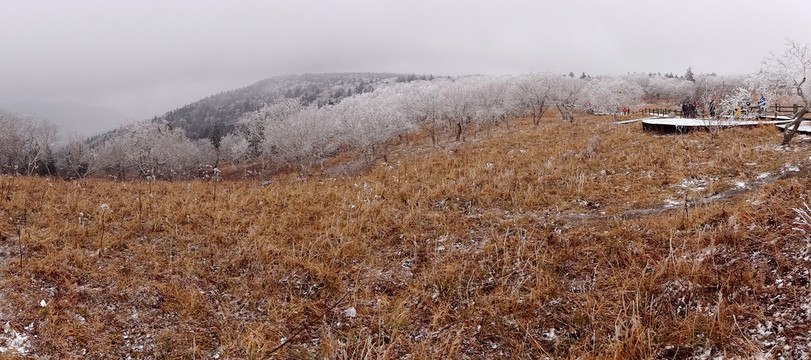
[1,0,809,120]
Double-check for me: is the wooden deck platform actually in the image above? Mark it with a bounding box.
[640,117,793,133]
[776,121,811,134]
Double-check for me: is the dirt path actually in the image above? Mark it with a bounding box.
[558,165,807,224]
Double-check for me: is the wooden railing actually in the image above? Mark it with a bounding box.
[642,104,804,118]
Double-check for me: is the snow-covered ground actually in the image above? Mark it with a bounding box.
[0,243,31,356]
[0,322,30,355]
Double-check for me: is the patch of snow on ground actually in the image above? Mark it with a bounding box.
[0,322,30,355]
[342,307,357,318]
[542,328,557,341]
[756,172,771,181]
[783,164,800,173]
[673,178,707,192]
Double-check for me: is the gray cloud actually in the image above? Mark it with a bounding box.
[1,0,809,119]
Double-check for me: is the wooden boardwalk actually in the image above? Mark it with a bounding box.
[776,121,811,134]
[639,116,793,133]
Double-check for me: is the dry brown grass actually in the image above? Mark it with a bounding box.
[2,114,811,359]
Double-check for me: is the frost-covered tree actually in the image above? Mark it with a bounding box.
[336,87,413,164]
[471,75,513,134]
[239,98,301,159]
[57,136,94,179]
[584,77,643,121]
[752,40,811,145]
[552,76,587,122]
[441,79,478,142]
[512,73,556,126]
[219,133,249,165]
[19,117,58,176]
[94,129,130,179]
[719,87,754,120]
[95,121,208,180]
[645,76,695,101]
[0,109,24,174]
[399,80,446,147]
[262,104,338,179]
[694,74,747,118]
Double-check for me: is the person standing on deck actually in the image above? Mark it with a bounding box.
[759,96,767,116]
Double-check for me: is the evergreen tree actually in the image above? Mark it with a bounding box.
[685,67,695,82]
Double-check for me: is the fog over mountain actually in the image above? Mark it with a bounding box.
[0,101,133,140]
[2,0,810,125]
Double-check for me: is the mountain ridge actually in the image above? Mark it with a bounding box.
[154,72,435,141]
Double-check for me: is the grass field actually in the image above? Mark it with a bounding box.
[2,114,811,359]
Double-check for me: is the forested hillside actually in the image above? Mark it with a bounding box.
[157,73,433,140]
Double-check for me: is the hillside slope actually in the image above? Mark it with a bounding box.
[156,72,434,140]
[2,115,811,358]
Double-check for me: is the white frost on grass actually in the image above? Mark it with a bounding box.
[673,178,707,192]
[0,322,30,355]
[783,164,800,173]
[342,307,357,318]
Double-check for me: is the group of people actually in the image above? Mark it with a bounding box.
[682,97,764,119]
[681,101,699,118]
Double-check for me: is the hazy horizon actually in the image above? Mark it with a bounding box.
[2,0,810,120]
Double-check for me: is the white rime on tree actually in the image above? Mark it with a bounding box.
[694,74,747,119]
[219,133,249,166]
[398,80,446,148]
[0,109,25,174]
[56,136,94,179]
[752,40,811,145]
[584,77,643,121]
[260,103,337,179]
[441,78,479,142]
[645,76,695,101]
[512,72,557,126]
[335,87,414,164]
[0,111,59,176]
[95,121,208,180]
[471,75,513,134]
[719,87,754,120]
[552,76,587,122]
